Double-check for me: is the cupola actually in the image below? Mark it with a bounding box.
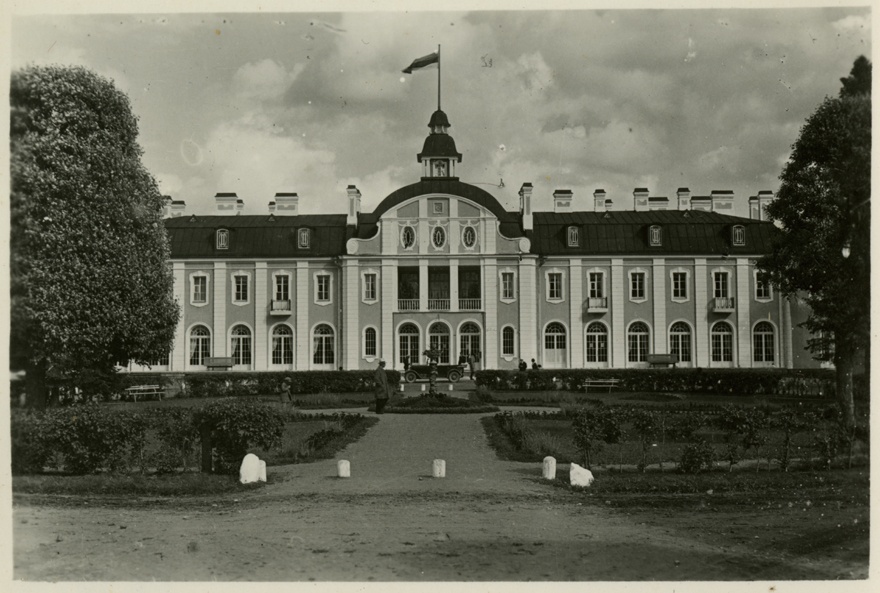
[417,109,462,179]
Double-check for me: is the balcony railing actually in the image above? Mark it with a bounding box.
[459,298,482,310]
[270,299,292,314]
[712,296,735,312]
[428,298,450,311]
[586,297,608,312]
[397,299,419,311]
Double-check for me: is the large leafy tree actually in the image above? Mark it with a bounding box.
[759,57,871,428]
[11,65,180,407]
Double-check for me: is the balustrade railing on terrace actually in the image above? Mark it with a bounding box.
[458,298,482,310]
[397,299,419,311]
[428,299,450,311]
[712,297,735,310]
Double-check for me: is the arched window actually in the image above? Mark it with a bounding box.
[189,325,211,366]
[585,322,608,363]
[627,322,650,363]
[428,323,450,363]
[501,326,515,357]
[669,322,692,363]
[313,324,335,366]
[753,322,775,363]
[364,327,377,358]
[543,323,567,368]
[399,323,420,365]
[271,325,293,365]
[459,322,481,360]
[231,325,252,366]
[711,322,734,362]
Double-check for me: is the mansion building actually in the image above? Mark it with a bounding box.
[141,109,822,374]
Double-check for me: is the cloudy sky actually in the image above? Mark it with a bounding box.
[9,3,872,218]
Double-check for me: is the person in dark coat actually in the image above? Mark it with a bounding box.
[279,377,293,408]
[467,352,476,380]
[374,359,392,414]
[531,359,541,370]
[518,359,528,372]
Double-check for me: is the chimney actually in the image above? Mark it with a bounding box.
[346,185,362,226]
[162,195,172,218]
[519,183,533,231]
[710,190,734,213]
[169,200,186,218]
[676,187,691,211]
[268,200,277,213]
[757,190,774,221]
[235,198,244,215]
[553,189,573,213]
[648,197,669,211]
[593,189,607,212]
[633,188,649,212]
[691,196,711,212]
[215,192,238,212]
[274,192,299,213]
[748,195,759,220]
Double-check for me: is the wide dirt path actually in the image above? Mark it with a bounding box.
[12,411,852,581]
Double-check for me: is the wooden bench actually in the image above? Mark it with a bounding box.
[583,379,620,394]
[205,357,234,371]
[646,354,678,368]
[124,384,164,402]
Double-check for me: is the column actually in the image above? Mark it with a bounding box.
[213,262,227,357]
[419,259,429,311]
[652,258,667,354]
[344,259,360,369]
[518,257,538,363]
[610,259,625,367]
[450,259,459,312]
[381,260,395,368]
[296,261,309,370]
[568,258,583,368]
[254,262,268,370]
[484,258,498,367]
[171,262,186,371]
[736,258,751,367]
[694,259,709,367]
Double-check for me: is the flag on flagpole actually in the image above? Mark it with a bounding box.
[402,52,439,74]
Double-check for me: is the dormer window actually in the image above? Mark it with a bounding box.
[649,225,662,246]
[216,229,229,250]
[567,226,579,247]
[732,225,746,247]
[298,228,311,249]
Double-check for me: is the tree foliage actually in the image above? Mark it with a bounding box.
[759,57,870,427]
[10,65,180,406]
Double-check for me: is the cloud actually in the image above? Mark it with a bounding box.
[832,15,870,33]
[232,59,304,101]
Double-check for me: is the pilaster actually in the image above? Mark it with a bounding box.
[450,259,459,312]
[381,260,395,368]
[736,258,751,367]
[254,262,268,370]
[419,259,429,311]
[213,262,227,357]
[652,258,667,354]
[569,258,583,368]
[296,261,309,370]
[344,260,360,369]
[518,257,538,364]
[172,262,186,371]
[611,259,625,367]
[484,258,498,367]
[694,259,709,367]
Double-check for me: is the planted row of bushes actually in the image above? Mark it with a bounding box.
[475,368,865,398]
[493,402,868,474]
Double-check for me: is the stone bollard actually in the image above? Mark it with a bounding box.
[448,384,454,391]
[432,459,446,478]
[421,384,426,392]
[400,384,405,392]
[542,456,556,480]
[337,459,351,478]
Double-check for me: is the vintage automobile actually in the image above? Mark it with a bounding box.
[403,363,467,383]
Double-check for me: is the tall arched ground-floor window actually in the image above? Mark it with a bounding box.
[189,325,211,367]
[459,322,481,361]
[428,323,451,364]
[398,323,420,366]
[313,324,335,369]
[271,325,294,367]
[230,325,252,370]
[711,321,734,367]
[753,321,776,366]
[669,322,692,367]
[627,321,650,365]
[585,322,608,367]
[543,322,567,369]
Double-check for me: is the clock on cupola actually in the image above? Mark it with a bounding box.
[417,109,462,179]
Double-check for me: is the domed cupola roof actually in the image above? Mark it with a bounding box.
[417,109,462,163]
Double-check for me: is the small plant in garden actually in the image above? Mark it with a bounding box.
[571,408,603,469]
[629,408,660,472]
[771,408,810,472]
[193,398,285,474]
[678,440,715,474]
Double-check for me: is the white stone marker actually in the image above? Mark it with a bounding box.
[432,459,446,478]
[448,384,454,391]
[337,459,351,478]
[569,462,595,487]
[259,460,267,482]
[239,454,265,484]
[542,456,557,480]
[421,384,426,392]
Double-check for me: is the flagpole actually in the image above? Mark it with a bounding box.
[437,44,441,111]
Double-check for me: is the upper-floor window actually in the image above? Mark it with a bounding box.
[588,271,604,298]
[190,273,209,306]
[274,273,290,302]
[232,273,249,304]
[671,270,688,301]
[547,271,564,301]
[629,270,646,301]
[713,271,730,298]
[755,271,773,300]
[649,225,662,246]
[567,226,579,247]
[363,272,377,302]
[462,225,477,249]
[216,229,229,250]
[315,273,332,304]
[401,225,416,250]
[500,270,516,301]
[298,228,311,249]
[431,226,446,249]
[732,225,746,247]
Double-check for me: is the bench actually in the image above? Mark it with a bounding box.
[205,357,234,371]
[124,384,164,402]
[646,354,678,368]
[583,379,620,394]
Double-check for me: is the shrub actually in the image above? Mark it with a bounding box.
[571,408,603,469]
[180,370,401,400]
[193,398,285,474]
[11,410,53,474]
[144,408,199,474]
[678,440,716,474]
[629,408,661,472]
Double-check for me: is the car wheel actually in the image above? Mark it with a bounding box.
[404,371,418,383]
[447,369,461,383]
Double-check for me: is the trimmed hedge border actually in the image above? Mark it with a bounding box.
[474,368,866,398]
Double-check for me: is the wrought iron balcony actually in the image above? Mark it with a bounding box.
[270,299,292,315]
[712,297,735,312]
